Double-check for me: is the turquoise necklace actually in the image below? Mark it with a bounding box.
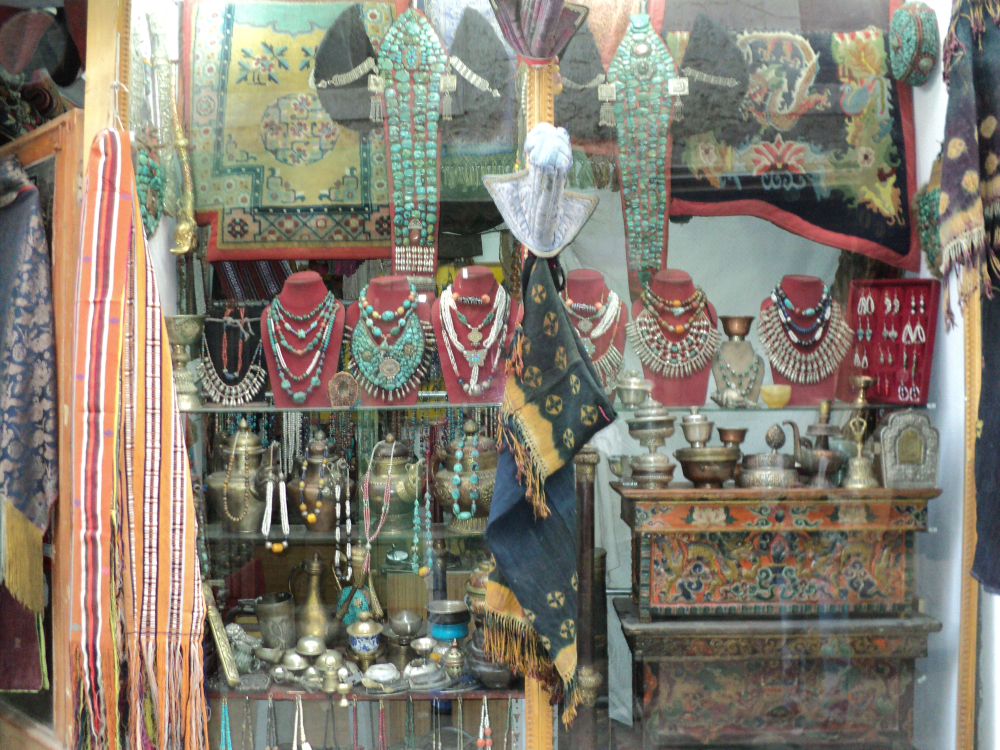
[358,281,418,342]
[350,307,432,401]
[606,14,676,294]
[266,292,339,404]
[135,146,165,239]
[451,423,480,522]
[379,9,445,277]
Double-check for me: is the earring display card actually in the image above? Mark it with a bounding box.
[837,279,940,405]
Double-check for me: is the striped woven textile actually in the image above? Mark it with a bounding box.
[71,129,207,750]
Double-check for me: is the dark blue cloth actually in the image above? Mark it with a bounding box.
[974,279,1000,593]
[486,448,578,666]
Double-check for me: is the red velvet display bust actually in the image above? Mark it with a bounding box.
[432,266,516,403]
[760,275,838,406]
[631,269,717,406]
[345,274,434,407]
[262,271,345,409]
[564,269,626,392]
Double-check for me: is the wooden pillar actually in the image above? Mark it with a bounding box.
[570,447,601,748]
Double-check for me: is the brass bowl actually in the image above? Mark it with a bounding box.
[742,452,796,470]
[760,385,792,409]
[719,316,754,339]
[717,427,748,447]
[736,467,800,488]
[674,447,740,488]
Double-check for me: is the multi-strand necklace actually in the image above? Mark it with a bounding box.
[561,288,624,392]
[266,293,340,404]
[758,282,852,384]
[606,13,677,290]
[350,282,433,401]
[715,350,761,397]
[641,285,708,330]
[198,334,267,406]
[627,304,721,379]
[439,284,510,397]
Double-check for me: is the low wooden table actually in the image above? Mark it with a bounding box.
[613,483,940,621]
[615,597,941,749]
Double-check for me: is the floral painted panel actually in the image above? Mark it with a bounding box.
[647,529,911,615]
[643,658,913,747]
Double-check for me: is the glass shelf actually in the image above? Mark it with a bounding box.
[203,521,484,544]
[182,398,935,414]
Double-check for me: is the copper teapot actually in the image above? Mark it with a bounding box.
[784,401,847,488]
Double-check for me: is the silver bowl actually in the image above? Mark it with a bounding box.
[680,419,715,448]
[736,467,800,488]
[389,610,423,638]
[615,370,652,407]
[411,636,437,659]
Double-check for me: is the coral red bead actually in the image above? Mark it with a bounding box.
[477,740,486,748]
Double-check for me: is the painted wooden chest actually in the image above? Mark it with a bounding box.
[613,483,940,621]
[615,597,941,749]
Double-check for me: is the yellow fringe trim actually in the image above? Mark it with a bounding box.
[5,507,44,613]
[497,419,549,518]
[483,610,583,728]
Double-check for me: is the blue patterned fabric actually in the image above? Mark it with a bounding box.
[0,156,57,532]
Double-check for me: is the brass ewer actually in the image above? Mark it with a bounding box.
[288,552,335,644]
[784,400,847,488]
[359,434,423,538]
[433,419,498,535]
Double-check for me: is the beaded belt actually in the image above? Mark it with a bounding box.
[379,9,445,279]
[606,14,677,295]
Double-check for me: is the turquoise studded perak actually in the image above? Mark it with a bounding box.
[378,9,445,278]
[606,14,677,298]
[349,306,435,402]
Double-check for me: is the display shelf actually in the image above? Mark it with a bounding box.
[206,688,524,701]
[181,399,936,414]
[203,521,485,543]
[610,482,941,502]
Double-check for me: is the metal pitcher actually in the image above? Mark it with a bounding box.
[288,552,334,644]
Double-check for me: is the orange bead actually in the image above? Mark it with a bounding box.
[481,293,490,304]
[595,302,603,310]
[271,542,284,554]
[673,325,685,334]
[306,513,317,524]
[477,740,486,748]
[564,298,573,306]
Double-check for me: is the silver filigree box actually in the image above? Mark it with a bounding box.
[875,410,939,489]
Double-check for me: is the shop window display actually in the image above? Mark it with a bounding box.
[7,0,996,749]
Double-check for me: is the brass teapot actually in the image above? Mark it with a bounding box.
[433,419,497,535]
[359,434,423,538]
[205,419,274,534]
[783,401,847,489]
[287,430,350,533]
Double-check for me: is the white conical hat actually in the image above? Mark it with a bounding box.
[483,123,598,258]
